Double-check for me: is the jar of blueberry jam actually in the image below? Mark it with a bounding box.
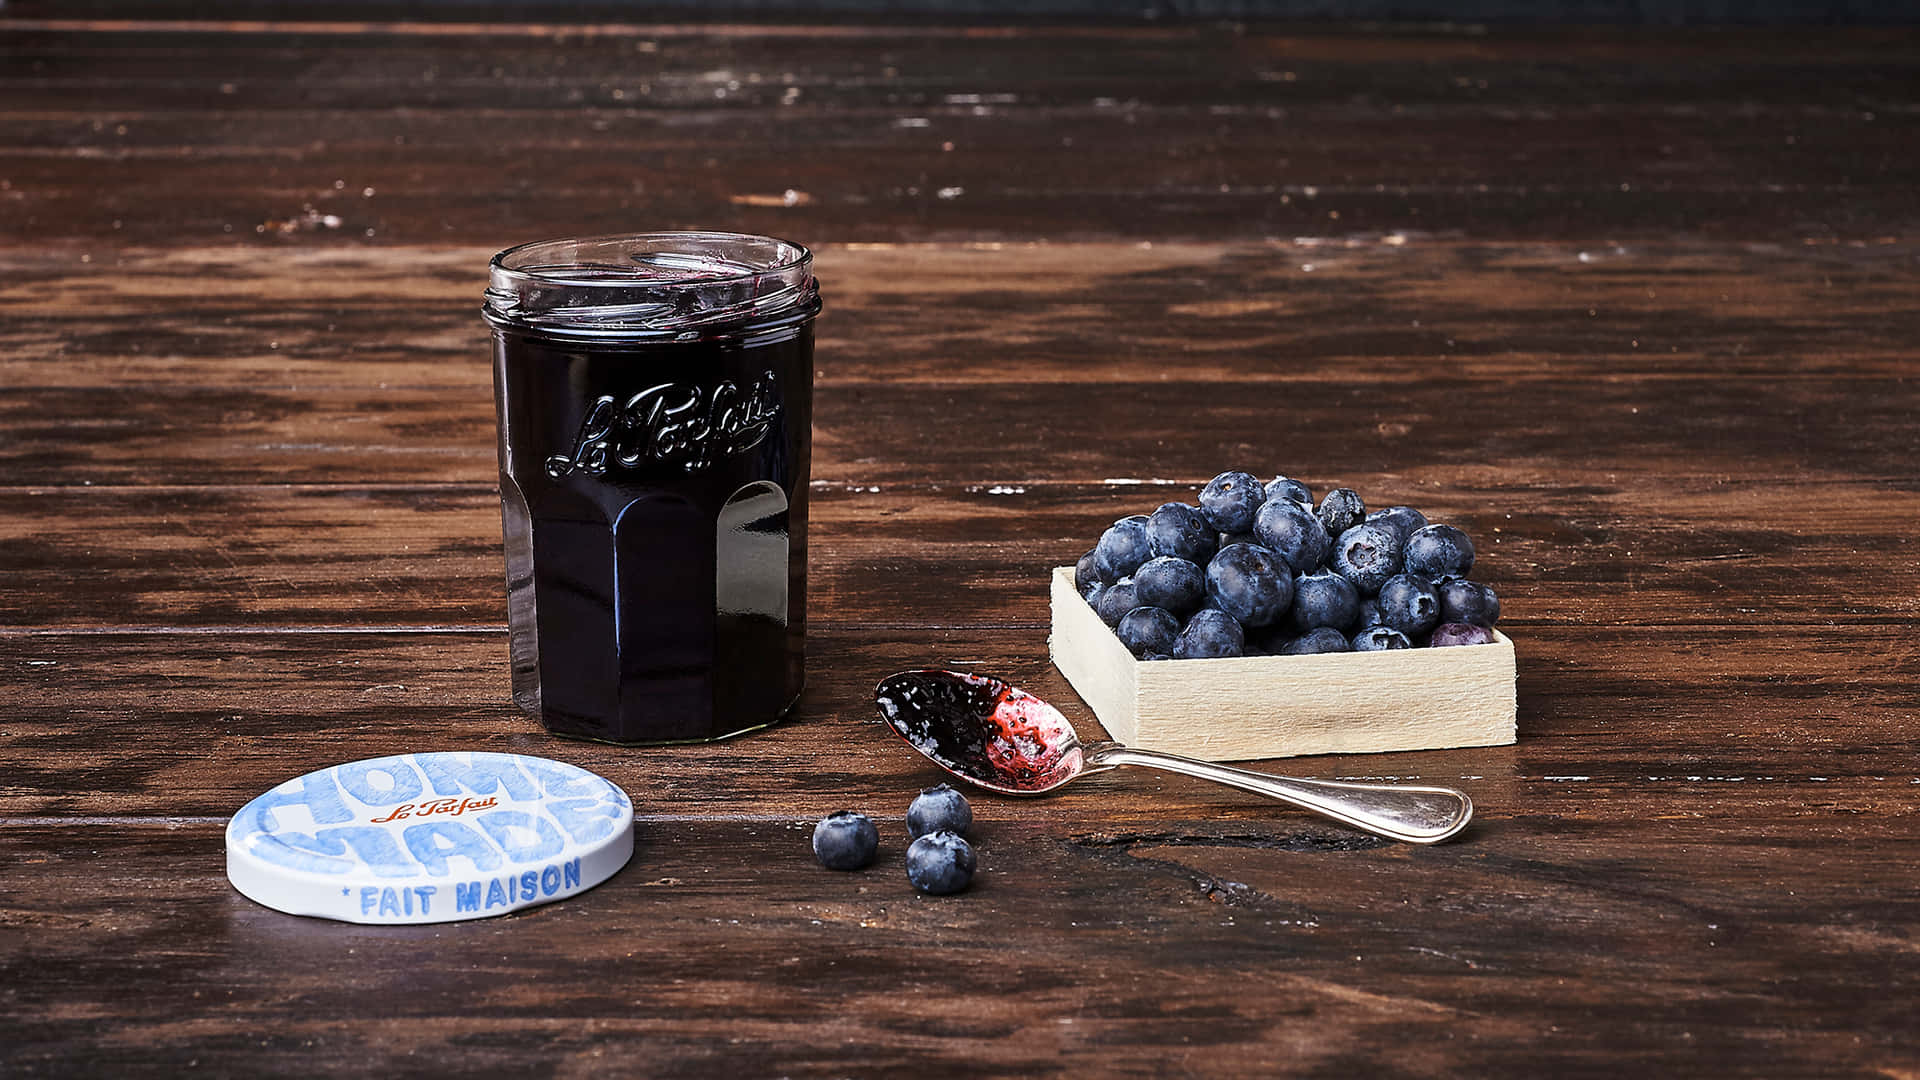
[483,233,820,744]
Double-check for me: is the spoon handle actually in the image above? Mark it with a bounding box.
[1081,744,1473,844]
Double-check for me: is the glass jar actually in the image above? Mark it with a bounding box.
[483,232,820,744]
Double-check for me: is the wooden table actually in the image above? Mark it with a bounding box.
[4,13,1918,1076]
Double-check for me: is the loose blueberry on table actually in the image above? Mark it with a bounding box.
[906,831,977,895]
[1073,471,1502,659]
[907,784,973,838]
[812,811,879,871]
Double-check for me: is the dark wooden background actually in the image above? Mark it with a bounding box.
[3,11,1919,1078]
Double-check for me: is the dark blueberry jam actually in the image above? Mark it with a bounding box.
[874,670,1082,792]
[486,233,820,744]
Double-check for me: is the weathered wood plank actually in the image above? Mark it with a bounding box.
[8,23,1915,110]
[2,624,1916,819]
[2,370,1916,487]
[0,24,1914,244]
[3,803,1917,1077]
[5,244,1918,389]
[2,480,1917,630]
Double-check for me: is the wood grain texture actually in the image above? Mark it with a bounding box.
[1,24,1916,245]
[8,242,1920,388]
[4,480,1917,631]
[3,14,1919,1078]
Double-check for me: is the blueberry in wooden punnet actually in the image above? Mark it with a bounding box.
[1364,505,1428,545]
[1204,543,1292,628]
[1146,502,1219,564]
[1117,606,1181,658]
[1264,475,1315,512]
[1317,487,1366,536]
[1404,523,1476,582]
[1198,471,1267,534]
[1438,579,1501,628]
[1429,623,1498,648]
[1377,573,1443,639]
[1175,609,1245,659]
[1332,522,1404,594]
[1094,577,1140,626]
[1094,515,1155,580]
[1352,625,1414,651]
[1133,556,1206,616]
[1252,499,1331,574]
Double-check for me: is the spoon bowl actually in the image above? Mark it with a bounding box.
[874,669,1474,844]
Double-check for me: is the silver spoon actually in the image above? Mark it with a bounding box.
[874,669,1473,844]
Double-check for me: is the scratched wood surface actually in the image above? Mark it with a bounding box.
[3,15,1919,1079]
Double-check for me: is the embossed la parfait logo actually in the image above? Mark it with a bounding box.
[546,371,781,478]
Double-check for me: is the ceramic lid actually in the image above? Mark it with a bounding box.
[225,751,633,924]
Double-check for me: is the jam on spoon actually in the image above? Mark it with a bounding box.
[874,669,1474,844]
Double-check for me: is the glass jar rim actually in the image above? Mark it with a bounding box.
[484,231,819,342]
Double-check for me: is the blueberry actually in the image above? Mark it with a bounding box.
[1203,543,1293,628]
[1376,573,1442,638]
[1280,626,1351,655]
[1174,609,1245,659]
[1132,556,1206,615]
[812,811,879,871]
[1074,547,1107,591]
[1146,503,1219,564]
[1331,523,1403,594]
[1364,505,1429,545]
[1437,579,1500,627]
[1404,524,1475,582]
[1428,622,1497,648]
[1316,487,1366,537]
[1082,581,1106,608]
[1264,475,1315,511]
[905,830,976,895]
[1218,531,1257,551]
[1116,606,1181,658]
[1094,577,1140,626]
[1198,471,1267,534]
[1251,500,1331,574]
[1355,597,1386,629]
[1352,626,1413,651]
[907,784,973,838]
[1094,515,1154,581]
[1290,570,1361,632]
[1142,651,1173,662]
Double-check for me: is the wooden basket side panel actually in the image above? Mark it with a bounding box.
[1130,638,1518,761]
[1047,567,1141,744]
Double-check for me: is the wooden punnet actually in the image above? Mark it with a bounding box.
[1049,568,1517,762]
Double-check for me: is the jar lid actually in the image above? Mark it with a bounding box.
[226,752,634,924]
[482,231,820,342]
